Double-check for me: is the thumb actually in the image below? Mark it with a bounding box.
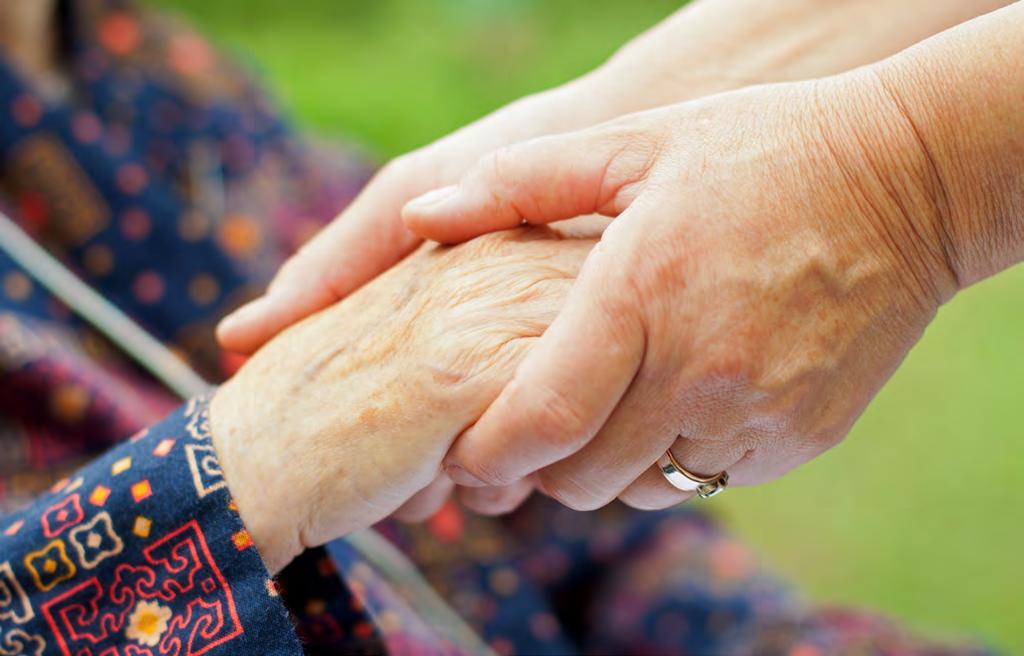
[402,119,663,244]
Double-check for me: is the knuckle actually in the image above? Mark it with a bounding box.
[267,255,307,293]
[379,152,420,182]
[461,487,524,516]
[484,145,517,185]
[588,122,666,209]
[536,471,609,512]
[519,381,595,452]
[480,145,536,215]
[602,123,661,170]
[455,456,515,488]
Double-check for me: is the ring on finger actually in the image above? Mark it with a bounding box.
[657,449,729,499]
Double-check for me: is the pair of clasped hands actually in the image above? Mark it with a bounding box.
[208,0,1024,573]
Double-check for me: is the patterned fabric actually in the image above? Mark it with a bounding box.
[0,398,302,655]
[0,1,995,655]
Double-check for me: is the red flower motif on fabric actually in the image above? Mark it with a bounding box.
[41,520,243,656]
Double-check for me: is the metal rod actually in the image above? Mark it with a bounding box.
[0,210,494,654]
[0,212,211,399]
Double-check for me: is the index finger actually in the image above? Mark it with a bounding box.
[216,168,423,354]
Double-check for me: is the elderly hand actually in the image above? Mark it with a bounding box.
[209,227,596,573]
[401,69,962,509]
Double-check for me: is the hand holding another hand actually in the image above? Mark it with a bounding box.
[209,227,596,573]
[214,0,1018,520]
[403,71,958,509]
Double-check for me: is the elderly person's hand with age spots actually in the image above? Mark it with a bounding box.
[209,226,597,573]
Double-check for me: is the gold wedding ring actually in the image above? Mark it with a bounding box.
[657,449,729,499]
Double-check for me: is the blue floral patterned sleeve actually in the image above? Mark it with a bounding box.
[0,397,303,656]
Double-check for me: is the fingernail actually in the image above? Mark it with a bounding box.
[218,296,270,333]
[445,463,486,487]
[404,185,459,214]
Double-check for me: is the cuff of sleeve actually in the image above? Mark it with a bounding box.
[0,396,304,656]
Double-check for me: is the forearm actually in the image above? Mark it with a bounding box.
[869,1,1024,289]
[577,0,1010,118]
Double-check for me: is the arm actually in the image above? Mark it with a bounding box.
[215,0,1008,354]
[870,1,1024,286]
[399,4,1024,506]
[589,0,1010,112]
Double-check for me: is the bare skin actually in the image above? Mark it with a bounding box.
[219,0,1007,353]
[402,3,1024,509]
[210,227,598,573]
[217,0,1010,517]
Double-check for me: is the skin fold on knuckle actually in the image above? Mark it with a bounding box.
[673,357,760,445]
[591,122,667,214]
[677,340,845,481]
[453,449,517,487]
[516,378,596,456]
[459,485,527,516]
[474,144,535,219]
[535,470,612,512]
[684,342,833,459]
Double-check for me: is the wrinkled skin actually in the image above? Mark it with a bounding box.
[403,71,957,510]
[215,0,1003,518]
[210,227,597,573]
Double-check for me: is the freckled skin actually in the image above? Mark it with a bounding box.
[208,225,598,574]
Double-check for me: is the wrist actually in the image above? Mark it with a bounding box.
[810,68,963,309]
[866,39,1024,290]
[209,381,301,575]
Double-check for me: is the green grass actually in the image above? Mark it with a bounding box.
[152,1,1023,651]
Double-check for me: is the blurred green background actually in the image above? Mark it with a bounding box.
[153,0,1022,651]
